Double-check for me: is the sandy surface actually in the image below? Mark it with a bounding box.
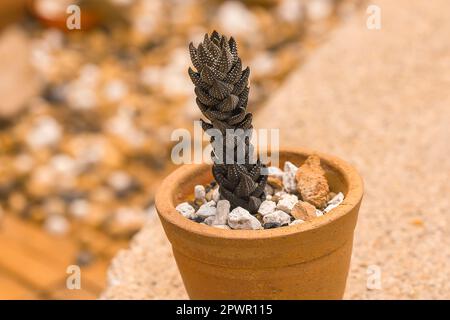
[102,0,450,299]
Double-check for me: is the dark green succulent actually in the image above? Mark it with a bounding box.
[188,31,267,213]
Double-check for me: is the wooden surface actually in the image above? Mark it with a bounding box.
[0,214,126,300]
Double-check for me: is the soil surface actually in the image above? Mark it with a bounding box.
[102,0,450,299]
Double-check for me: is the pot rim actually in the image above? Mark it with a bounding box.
[155,147,363,240]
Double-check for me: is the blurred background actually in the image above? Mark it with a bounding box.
[0,0,363,299]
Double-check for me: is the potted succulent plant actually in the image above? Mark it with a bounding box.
[155,31,363,299]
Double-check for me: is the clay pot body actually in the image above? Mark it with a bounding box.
[155,148,363,299]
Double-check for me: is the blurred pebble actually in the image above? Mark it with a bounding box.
[26,116,62,149]
[44,215,69,236]
[216,1,259,37]
[306,0,334,21]
[69,199,90,219]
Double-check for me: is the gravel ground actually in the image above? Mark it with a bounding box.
[101,0,450,299]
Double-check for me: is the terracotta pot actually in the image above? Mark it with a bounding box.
[155,148,363,300]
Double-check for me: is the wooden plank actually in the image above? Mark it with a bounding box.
[0,234,65,291]
[0,215,123,297]
[1,215,78,266]
[0,272,39,300]
[79,259,110,293]
[76,225,129,259]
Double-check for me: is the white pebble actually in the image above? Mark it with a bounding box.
[263,210,292,226]
[203,216,216,226]
[212,187,221,203]
[217,1,258,37]
[316,210,324,217]
[108,171,132,192]
[276,194,298,213]
[44,215,69,236]
[282,161,298,192]
[264,184,274,196]
[196,201,217,218]
[69,199,90,219]
[194,185,206,202]
[258,200,276,216]
[214,200,230,225]
[267,166,284,179]
[26,116,62,149]
[274,190,287,199]
[277,0,304,23]
[175,202,196,219]
[323,192,344,213]
[228,207,262,230]
[289,219,305,226]
[103,79,128,102]
[306,0,333,21]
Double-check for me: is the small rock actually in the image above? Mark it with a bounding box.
[316,210,324,217]
[175,202,196,219]
[203,216,216,226]
[272,190,287,202]
[276,194,298,213]
[194,185,206,203]
[289,219,305,226]
[266,194,273,201]
[291,201,317,221]
[267,166,284,179]
[267,176,283,190]
[323,192,344,213]
[108,171,133,193]
[295,155,329,209]
[44,215,69,236]
[263,222,281,229]
[228,207,262,230]
[263,210,292,226]
[69,199,90,219]
[306,0,333,21]
[196,201,217,218]
[26,116,62,149]
[212,187,221,203]
[214,200,230,225]
[217,1,258,37]
[282,161,298,192]
[258,200,277,216]
[277,0,305,23]
[264,184,274,196]
[103,79,128,103]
